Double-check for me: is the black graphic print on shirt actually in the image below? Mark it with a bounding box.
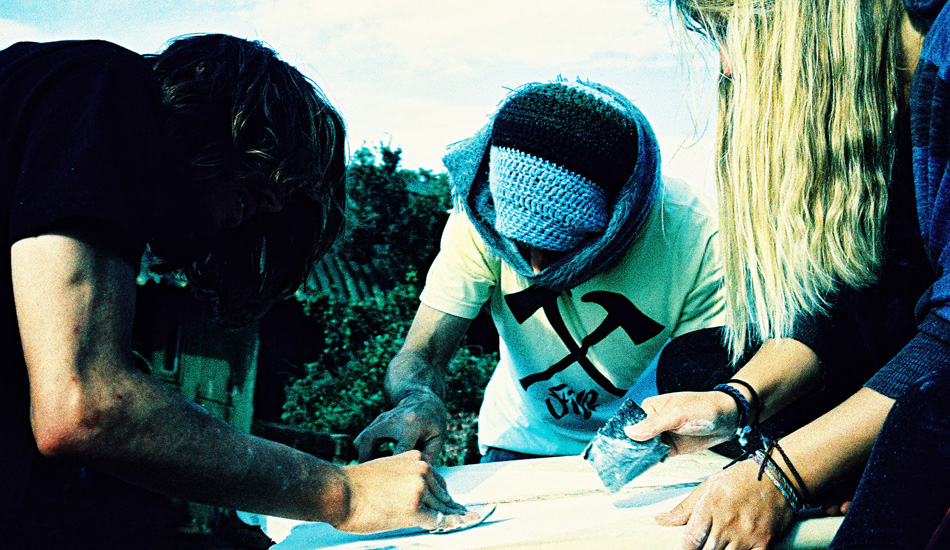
[504,285,664,415]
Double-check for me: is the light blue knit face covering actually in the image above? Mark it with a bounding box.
[488,145,610,252]
[442,86,661,292]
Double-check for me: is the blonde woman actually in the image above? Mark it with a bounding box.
[624,1,949,548]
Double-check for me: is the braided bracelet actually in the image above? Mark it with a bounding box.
[725,378,761,423]
[752,449,803,512]
[765,439,811,503]
[712,382,753,447]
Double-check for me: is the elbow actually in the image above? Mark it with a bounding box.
[28,359,143,459]
[31,393,112,459]
[33,424,86,459]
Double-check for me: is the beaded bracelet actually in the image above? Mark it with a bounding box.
[752,449,803,512]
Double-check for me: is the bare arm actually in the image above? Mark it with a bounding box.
[15,232,468,532]
[661,388,892,550]
[727,337,822,420]
[385,304,472,403]
[627,338,822,455]
[623,333,885,549]
[356,304,472,463]
[768,386,890,496]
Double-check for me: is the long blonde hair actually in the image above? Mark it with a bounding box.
[673,0,906,357]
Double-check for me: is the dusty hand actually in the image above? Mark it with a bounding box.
[354,388,448,464]
[623,391,739,456]
[659,459,794,550]
[335,451,479,534]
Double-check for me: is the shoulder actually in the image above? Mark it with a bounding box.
[1,39,161,135]
[616,175,721,270]
[441,209,499,261]
[1,40,153,89]
[2,41,160,268]
[2,39,145,64]
[653,176,719,233]
[604,176,720,278]
[918,2,950,63]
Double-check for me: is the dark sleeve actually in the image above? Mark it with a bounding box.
[4,41,163,265]
[790,311,824,356]
[865,313,950,397]
[789,310,834,390]
[883,3,950,396]
[911,5,950,333]
[904,0,947,26]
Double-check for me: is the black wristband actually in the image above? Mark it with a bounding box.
[712,383,753,447]
[725,378,761,426]
[767,439,811,504]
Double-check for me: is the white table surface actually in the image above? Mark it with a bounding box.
[239,452,842,549]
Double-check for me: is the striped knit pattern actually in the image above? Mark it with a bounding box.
[489,81,638,251]
[491,82,637,199]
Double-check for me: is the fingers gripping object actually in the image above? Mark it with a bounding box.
[427,504,497,534]
[583,399,671,492]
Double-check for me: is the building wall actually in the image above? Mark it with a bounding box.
[133,283,259,433]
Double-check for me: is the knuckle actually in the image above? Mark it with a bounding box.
[402,449,424,462]
[415,456,432,473]
[683,529,707,547]
[407,487,424,509]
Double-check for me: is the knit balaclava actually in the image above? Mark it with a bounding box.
[488,82,638,251]
[442,79,661,291]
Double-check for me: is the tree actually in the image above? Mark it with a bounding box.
[278,145,497,466]
[339,145,452,289]
[281,279,495,466]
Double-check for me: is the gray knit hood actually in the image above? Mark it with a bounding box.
[441,81,661,291]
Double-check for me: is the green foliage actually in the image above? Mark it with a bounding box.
[282,277,496,466]
[339,145,452,288]
[281,145,496,466]
[281,279,416,436]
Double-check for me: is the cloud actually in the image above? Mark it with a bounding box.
[246,0,678,76]
[0,1,717,188]
[0,19,58,46]
[232,0,698,177]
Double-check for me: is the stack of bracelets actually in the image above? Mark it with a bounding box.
[712,379,811,512]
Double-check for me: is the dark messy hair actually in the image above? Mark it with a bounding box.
[146,33,346,326]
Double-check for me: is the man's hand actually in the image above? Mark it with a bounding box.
[357,304,472,464]
[355,388,448,464]
[623,390,739,456]
[336,451,479,533]
[13,231,477,525]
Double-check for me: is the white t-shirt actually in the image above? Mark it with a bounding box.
[420,177,725,455]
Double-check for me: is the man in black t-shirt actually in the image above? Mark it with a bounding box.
[0,35,474,546]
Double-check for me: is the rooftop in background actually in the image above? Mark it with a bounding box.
[302,254,384,304]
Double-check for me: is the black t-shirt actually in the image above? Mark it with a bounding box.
[0,40,162,533]
[792,115,936,399]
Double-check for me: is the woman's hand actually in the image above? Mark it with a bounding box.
[624,390,740,456]
[661,459,795,550]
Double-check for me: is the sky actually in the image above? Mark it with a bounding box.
[0,0,720,193]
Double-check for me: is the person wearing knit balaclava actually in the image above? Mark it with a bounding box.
[355,79,726,463]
